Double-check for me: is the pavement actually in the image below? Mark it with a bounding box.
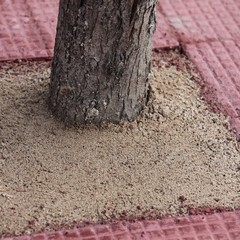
[3,211,240,240]
[0,0,240,239]
[154,0,240,139]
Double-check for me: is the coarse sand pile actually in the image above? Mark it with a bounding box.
[0,51,239,237]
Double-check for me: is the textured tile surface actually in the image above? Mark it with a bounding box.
[158,0,240,43]
[155,0,240,137]
[0,0,59,61]
[184,40,240,137]
[3,211,240,240]
[152,3,179,49]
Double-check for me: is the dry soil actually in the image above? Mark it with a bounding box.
[0,51,239,237]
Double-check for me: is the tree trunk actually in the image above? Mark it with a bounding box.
[49,0,156,124]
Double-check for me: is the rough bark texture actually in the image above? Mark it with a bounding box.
[49,0,156,124]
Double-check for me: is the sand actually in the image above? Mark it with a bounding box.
[0,51,239,237]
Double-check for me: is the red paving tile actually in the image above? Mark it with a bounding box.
[158,0,240,43]
[184,41,240,127]
[0,0,58,61]
[156,0,240,137]
[153,3,179,49]
[2,211,240,240]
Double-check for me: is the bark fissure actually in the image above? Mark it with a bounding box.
[49,0,156,124]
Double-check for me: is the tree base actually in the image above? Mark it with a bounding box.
[49,0,156,124]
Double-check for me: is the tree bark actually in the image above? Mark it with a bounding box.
[49,0,156,124]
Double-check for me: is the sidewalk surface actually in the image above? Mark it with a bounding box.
[3,211,240,240]
[0,0,240,239]
[2,211,240,240]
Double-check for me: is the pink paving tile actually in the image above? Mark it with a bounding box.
[152,2,179,49]
[158,0,240,43]
[159,0,214,43]
[184,40,240,138]
[0,0,179,60]
[1,0,240,57]
[0,0,59,61]
[2,211,240,240]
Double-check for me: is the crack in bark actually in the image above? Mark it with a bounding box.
[80,0,85,7]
